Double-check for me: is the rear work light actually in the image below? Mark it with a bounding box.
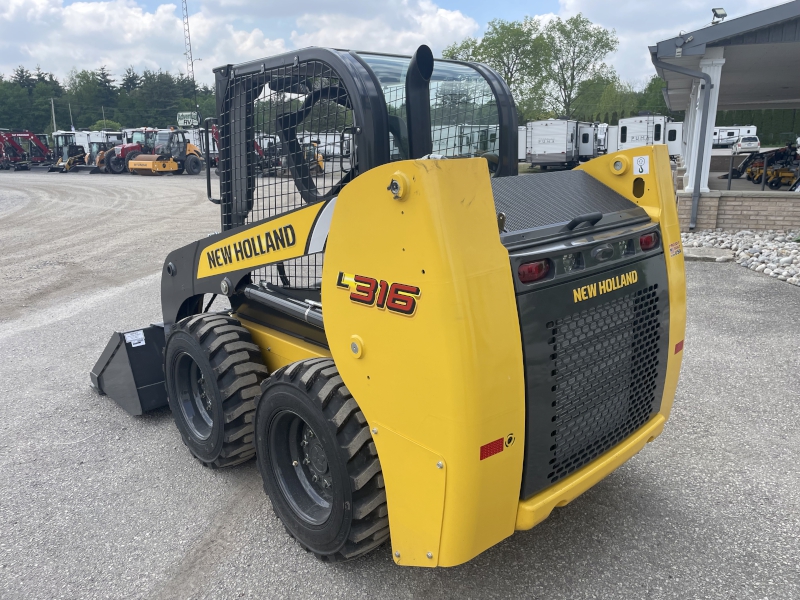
[640,232,660,251]
[519,259,550,283]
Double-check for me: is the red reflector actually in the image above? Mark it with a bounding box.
[518,259,550,283]
[640,232,660,251]
[480,438,504,460]
[675,340,684,354]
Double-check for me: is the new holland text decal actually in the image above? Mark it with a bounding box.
[336,272,420,316]
[196,201,327,279]
[572,270,638,303]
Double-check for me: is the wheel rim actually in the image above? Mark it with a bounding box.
[269,410,333,525]
[173,351,214,440]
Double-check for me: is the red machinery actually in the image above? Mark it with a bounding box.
[0,131,30,170]
[9,131,52,165]
[104,128,159,174]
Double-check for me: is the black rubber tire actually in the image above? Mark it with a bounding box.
[752,174,762,184]
[255,358,389,561]
[185,154,202,175]
[165,313,268,468]
[768,178,782,190]
[106,149,125,174]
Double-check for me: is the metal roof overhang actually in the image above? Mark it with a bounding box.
[651,1,800,111]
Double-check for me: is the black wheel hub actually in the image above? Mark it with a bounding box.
[269,411,333,525]
[173,351,214,440]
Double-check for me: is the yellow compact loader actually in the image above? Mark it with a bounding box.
[127,129,204,175]
[91,46,686,567]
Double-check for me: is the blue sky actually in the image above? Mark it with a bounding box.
[2,0,772,86]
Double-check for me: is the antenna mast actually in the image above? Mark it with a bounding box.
[181,0,202,148]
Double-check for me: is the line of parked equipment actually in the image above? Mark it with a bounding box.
[0,127,215,175]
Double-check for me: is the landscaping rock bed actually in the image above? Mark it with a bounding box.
[680,229,800,286]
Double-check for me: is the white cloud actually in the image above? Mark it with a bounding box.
[290,1,477,54]
[556,0,782,83]
[1,0,779,88]
[0,0,475,85]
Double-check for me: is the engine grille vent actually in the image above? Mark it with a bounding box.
[546,284,662,484]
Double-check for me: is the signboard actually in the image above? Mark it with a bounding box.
[177,112,200,127]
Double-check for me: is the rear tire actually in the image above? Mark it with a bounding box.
[768,178,782,190]
[255,358,389,561]
[165,313,268,468]
[185,154,202,175]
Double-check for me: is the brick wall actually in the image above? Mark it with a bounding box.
[676,191,800,232]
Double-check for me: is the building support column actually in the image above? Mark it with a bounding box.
[696,50,725,193]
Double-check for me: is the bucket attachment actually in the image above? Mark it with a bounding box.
[90,324,169,416]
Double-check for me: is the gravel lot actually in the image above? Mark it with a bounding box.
[1,172,798,599]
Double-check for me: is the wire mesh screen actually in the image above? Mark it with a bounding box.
[357,54,500,161]
[221,60,356,290]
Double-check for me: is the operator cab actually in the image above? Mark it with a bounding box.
[154,130,188,160]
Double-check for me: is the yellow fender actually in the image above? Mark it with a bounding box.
[322,158,526,567]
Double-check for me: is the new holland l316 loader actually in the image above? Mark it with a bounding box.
[90,46,686,567]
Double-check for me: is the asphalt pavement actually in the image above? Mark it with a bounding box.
[0,172,798,599]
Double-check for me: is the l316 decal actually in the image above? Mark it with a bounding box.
[336,272,420,316]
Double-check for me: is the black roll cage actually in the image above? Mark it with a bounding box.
[212,46,518,232]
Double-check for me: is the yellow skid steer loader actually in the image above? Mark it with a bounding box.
[91,46,686,567]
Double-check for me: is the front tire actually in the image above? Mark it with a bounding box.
[185,154,202,175]
[255,358,389,561]
[165,313,268,468]
[106,149,125,174]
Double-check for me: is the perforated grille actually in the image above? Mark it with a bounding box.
[546,284,662,483]
[220,59,356,290]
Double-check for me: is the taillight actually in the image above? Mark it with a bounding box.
[640,232,660,251]
[518,259,550,283]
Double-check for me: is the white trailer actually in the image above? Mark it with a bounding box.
[518,125,527,161]
[665,122,683,158]
[713,125,757,148]
[578,122,598,161]
[618,115,683,159]
[605,125,619,154]
[525,119,579,169]
[597,123,608,154]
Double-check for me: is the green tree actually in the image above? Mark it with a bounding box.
[541,14,618,117]
[89,119,123,131]
[443,18,548,121]
[120,67,142,93]
[12,66,35,90]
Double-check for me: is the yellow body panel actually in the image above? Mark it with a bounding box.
[196,202,326,279]
[322,158,526,567]
[516,414,665,529]
[230,148,684,567]
[236,316,331,372]
[369,423,447,566]
[576,145,686,419]
[129,158,179,174]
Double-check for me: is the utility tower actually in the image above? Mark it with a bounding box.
[181,0,202,148]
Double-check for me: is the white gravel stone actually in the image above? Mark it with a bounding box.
[682,229,800,286]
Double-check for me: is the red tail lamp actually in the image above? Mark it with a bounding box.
[640,232,660,251]
[519,259,551,283]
